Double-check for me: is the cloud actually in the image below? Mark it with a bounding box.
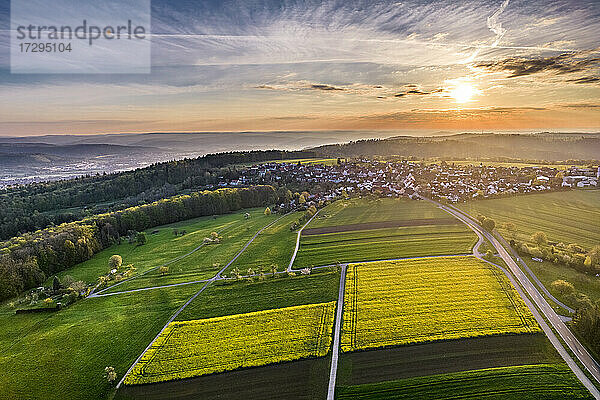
[567,77,600,84]
[362,106,549,122]
[559,103,600,109]
[394,88,444,97]
[255,81,346,92]
[475,53,600,78]
[310,84,344,91]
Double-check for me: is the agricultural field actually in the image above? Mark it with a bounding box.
[458,190,600,250]
[176,270,340,321]
[98,210,279,294]
[125,302,336,385]
[307,197,450,228]
[116,356,331,400]
[294,198,477,267]
[0,283,206,400]
[336,364,592,400]
[341,257,540,352]
[337,334,561,387]
[54,208,272,286]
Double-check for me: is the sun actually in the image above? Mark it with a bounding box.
[449,82,480,103]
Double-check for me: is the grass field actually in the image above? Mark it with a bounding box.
[295,225,476,267]
[99,211,279,294]
[176,270,340,321]
[336,364,593,399]
[223,211,301,275]
[458,190,600,250]
[294,197,476,267]
[125,302,336,385]
[0,283,205,400]
[526,258,600,307]
[337,334,561,387]
[308,198,450,228]
[54,208,272,285]
[341,256,540,352]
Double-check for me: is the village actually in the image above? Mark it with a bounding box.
[226,160,600,205]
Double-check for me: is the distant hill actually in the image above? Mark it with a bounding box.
[310,133,600,161]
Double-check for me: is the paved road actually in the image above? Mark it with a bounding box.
[495,233,575,314]
[327,263,347,400]
[420,196,600,398]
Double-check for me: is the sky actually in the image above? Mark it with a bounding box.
[0,0,599,136]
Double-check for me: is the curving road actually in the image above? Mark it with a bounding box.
[288,208,322,272]
[420,195,600,399]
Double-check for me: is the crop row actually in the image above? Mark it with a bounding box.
[341,256,540,352]
[124,301,336,385]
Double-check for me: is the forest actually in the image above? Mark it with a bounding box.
[0,150,314,240]
[0,185,278,301]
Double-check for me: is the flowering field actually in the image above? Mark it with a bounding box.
[124,301,336,385]
[341,256,540,352]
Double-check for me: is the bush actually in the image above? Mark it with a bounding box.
[109,255,122,270]
[551,279,575,296]
[136,232,147,246]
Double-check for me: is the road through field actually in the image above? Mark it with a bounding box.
[327,264,347,400]
[420,195,600,399]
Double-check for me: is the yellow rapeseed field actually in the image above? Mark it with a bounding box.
[341,256,540,352]
[125,301,336,385]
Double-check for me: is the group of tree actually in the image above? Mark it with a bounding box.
[476,214,496,232]
[0,150,315,240]
[513,231,600,275]
[0,185,277,301]
[573,303,600,356]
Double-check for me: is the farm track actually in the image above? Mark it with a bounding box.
[90,219,242,297]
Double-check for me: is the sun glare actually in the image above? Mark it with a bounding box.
[449,82,480,103]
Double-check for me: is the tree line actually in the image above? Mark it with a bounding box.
[0,185,277,301]
[0,150,315,240]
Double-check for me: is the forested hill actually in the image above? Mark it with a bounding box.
[0,150,315,240]
[311,133,600,161]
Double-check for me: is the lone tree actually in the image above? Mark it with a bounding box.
[270,264,278,277]
[104,366,117,384]
[551,279,575,296]
[159,266,169,276]
[264,207,272,216]
[136,232,147,246]
[482,218,496,232]
[109,255,123,270]
[532,231,548,246]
